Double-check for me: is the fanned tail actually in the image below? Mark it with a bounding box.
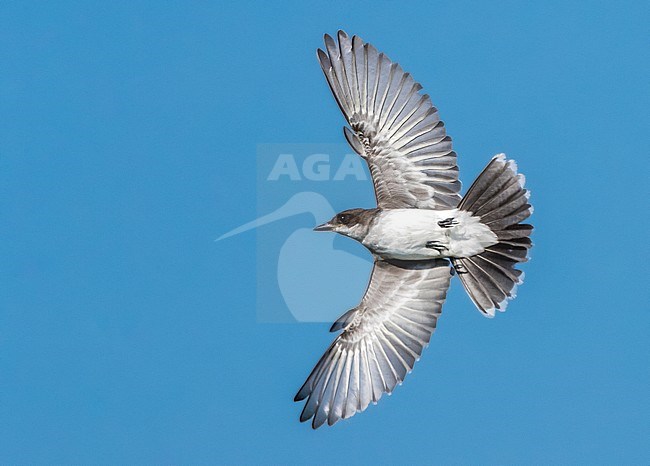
[454,154,533,317]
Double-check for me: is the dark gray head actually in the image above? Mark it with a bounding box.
[314,208,376,241]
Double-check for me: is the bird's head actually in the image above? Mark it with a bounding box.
[314,208,374,241]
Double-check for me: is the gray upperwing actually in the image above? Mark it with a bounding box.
[295,258,453,428]
[318,31,461,209]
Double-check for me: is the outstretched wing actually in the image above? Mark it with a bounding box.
[318,31,461,209]
[294,259,453,428]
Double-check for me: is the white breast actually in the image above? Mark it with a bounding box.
[362,209,497,260]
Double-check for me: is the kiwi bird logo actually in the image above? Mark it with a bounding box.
[293,31,534,429]
[218,192,372,322]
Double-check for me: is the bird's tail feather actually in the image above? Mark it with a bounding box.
[454,154,533,317]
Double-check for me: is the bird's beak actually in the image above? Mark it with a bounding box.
[313,222,334,232]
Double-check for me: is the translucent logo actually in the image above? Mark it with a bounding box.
[218,144,375,322]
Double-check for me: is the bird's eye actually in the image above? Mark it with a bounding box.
[337,214,350,224]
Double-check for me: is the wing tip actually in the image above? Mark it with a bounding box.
[317,48,330,68]
[294,381,311,402]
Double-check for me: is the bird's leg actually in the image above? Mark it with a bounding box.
[438,217,458,229]
[452,260,469,274]
[425,240,446,253]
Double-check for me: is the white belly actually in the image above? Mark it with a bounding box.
[362,209,498,260]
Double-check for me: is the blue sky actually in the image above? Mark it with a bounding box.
[1,1,649,464]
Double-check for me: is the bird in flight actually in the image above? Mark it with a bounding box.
[294,31,533,429]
